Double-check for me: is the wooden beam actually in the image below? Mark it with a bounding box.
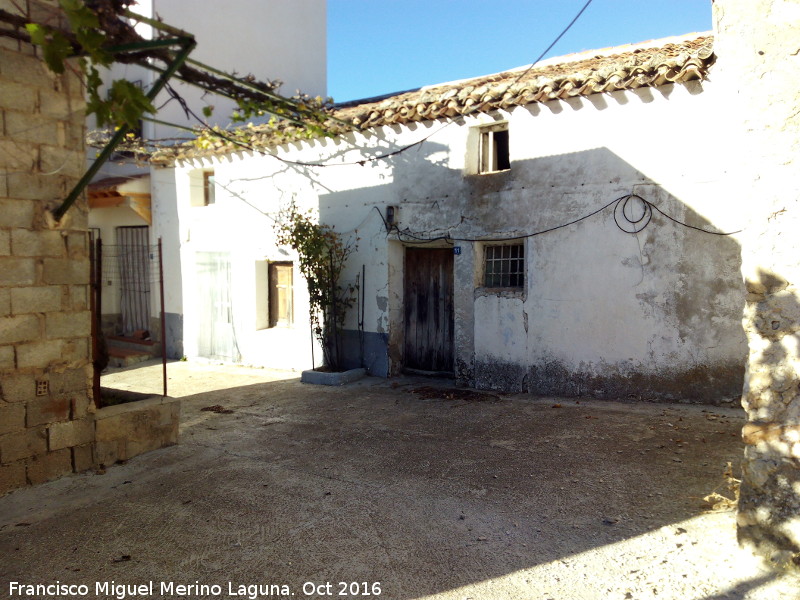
[87,194,152,225]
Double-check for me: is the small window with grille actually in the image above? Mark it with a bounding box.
[483,244,524,288]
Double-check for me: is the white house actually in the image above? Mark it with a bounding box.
[151,32,748,402]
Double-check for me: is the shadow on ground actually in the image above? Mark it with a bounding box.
[0,368,797,599]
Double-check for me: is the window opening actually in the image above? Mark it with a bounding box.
[203,171,216,206]
[479,124,510,173]
[484,244,524,288]
[269,262,293,327]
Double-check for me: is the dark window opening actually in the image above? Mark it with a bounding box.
[479,125,510,173]
[203,171,216,206]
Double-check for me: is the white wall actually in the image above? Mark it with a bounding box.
[154,153,320,369]
[157,76,748,398]
[142,0,326,140]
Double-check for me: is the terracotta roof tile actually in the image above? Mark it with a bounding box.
[152,33,714,164]
[335,34,713,128]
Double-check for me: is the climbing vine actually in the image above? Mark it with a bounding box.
[275,205,356,371]
[2,0,340,147]
[24,0,154,130]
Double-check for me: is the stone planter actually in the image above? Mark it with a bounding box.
[94,395,180,466]
[301,368,367,386]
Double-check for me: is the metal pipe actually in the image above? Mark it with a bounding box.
[133,60,314,129]
[158,238,167,397]
[90,236,102,406]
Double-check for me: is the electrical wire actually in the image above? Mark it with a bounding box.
[153,1,597,170]
[374,194,742,245]
[507,0,594,87]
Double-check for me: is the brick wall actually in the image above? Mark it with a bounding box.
[0,1,96,495]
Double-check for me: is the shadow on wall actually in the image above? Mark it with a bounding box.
[313,137,747,404]
[737,266,800,564]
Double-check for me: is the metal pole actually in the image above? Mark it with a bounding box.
[158,238,168,397]
[310,318,315,371]
[360,264,365,367]
[90,236,102,407]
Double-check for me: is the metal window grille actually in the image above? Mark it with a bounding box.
[484,244,525,288]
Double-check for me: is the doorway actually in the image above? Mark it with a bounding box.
[116,226,151,336]
[195,252,239,362]
[403,247,454,373]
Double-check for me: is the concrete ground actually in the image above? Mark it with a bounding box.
[1,360,799,600]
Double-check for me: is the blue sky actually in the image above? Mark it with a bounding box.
[328,0,712,102]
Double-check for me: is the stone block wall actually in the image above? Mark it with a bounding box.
[0,1,95,495]
[94,396,180,466]
[714,0,800,567]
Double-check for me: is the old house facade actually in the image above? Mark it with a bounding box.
[154,33,748,403]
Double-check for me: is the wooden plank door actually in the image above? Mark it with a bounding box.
[404,247,454,373]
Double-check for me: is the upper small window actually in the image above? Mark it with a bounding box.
[484,244,524,288]
[479,124,510,174]
[203,171,216,206]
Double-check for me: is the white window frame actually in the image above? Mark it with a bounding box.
[478,123,510,174]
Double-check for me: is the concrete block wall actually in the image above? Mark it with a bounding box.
[0,3,96,495]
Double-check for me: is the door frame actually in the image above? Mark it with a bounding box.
[387,241,456,376]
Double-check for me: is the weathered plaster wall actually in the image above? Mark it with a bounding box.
[713,0,800,566]
[0,12,96,494]
[320,78,745,400]
[160,67,748,396]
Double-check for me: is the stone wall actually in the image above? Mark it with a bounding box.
[713,0,800,566]
[0,1,94,495]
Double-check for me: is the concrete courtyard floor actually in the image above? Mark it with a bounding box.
[1,360,799,600]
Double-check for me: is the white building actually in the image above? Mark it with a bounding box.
[152,33,748,401]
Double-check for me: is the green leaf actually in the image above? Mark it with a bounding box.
[25,23,47,45]
[202,105,214,118]
[107,79,156,129]
[60,0,100,31]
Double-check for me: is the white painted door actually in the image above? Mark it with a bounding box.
[196,252,239,361]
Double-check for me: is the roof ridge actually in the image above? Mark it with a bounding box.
[151,32,715,164]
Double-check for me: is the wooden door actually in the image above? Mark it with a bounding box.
[404,247,454,373]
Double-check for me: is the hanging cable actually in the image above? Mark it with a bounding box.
[377,194,741,245]
[152,0,597,170]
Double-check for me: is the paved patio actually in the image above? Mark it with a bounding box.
[0,361,797,600]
